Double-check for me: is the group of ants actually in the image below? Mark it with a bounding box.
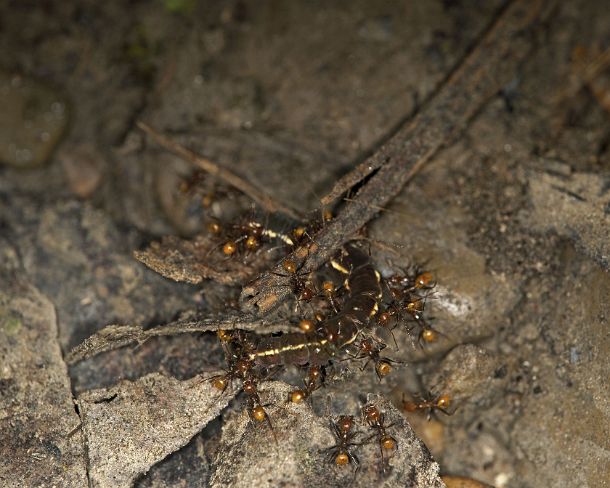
[180,179,454,478]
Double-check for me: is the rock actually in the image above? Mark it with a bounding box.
[0,198,196,353]
[211,383,445,488]
[529,171,610,270]
[78,372,236,488]
[59,143,104,198]
[370,180,520,356]
[426,344,497,405]
[0,269,87,486]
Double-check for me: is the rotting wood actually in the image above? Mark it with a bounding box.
[241,0,555,315]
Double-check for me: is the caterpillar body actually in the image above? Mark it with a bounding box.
[247,244,382,367]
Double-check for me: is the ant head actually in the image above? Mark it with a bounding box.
[436,394,451,410]
[216,329,232,342]
[322,281,335,295]
[337,415,353,433]
[360,338,375,353]
[402,400,419,413]
[245,235,259,250]
[308,365,322,381]
[293,226,306,240]
[299,287,315,301]
[405,298,424,313]
[378,311,393,328]
[207,221,222,234]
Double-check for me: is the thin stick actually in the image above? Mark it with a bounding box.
[66,312,293,364]
[241,0,554,314]
[136,121,302,220]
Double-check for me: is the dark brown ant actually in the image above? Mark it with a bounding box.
[362,404,397,472]
[323,415,361,473]
[402,392,453,420]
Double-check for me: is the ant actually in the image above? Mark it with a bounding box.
[202,333,278,440]
[416,322,446,348]
[323,415,361,473]
[215,220,267,258]
[362,404,397,473]
[273,258,317,307]
[344,336,402,380]
[380,271,436,327]
[289,365,324,404]
[320,279,348,314]
[402,392,453,420]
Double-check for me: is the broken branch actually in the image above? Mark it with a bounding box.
[241,0,553,314]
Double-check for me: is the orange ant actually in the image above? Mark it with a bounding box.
[323,415,361,474]
[242,376,277,442]
[320,279,346,314]
[288,365,324,404]
[402,392,453,420]
[362,404,397,473]
[344,336,402,380]
[416,323,445,348]
[273,258,317,307]
[201,333,279,440]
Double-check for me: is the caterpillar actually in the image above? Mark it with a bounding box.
[246,244,382,367]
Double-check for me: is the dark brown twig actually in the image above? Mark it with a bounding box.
[241,0,554,315]
[136,120,302,220]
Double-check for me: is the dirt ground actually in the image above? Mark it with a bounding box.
[0,1,609,487]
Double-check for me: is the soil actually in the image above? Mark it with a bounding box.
[0,1,608,487]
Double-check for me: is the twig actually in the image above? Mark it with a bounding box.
[136,121,302,220]
[241,0,554,314]
[66,312,293,364]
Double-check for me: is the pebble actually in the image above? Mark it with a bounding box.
[0,73,68,167]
